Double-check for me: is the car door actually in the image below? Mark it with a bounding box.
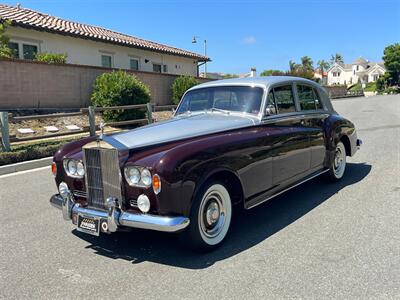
[295,84,328,170]
[263,84,311,186]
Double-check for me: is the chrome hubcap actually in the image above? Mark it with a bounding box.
[333,145,346,178]
[199,191,226,238]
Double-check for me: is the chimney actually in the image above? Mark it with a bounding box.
[250,67,257,77]
[16,3,21,9]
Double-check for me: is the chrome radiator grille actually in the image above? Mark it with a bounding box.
[83,146,122,210]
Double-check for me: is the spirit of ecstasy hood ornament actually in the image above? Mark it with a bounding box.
[99,122,106,140]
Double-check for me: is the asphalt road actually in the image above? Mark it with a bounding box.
[1,95,399,299]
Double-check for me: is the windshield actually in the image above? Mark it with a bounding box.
[176,86,264,116]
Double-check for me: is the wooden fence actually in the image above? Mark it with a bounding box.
[0,104,177,152]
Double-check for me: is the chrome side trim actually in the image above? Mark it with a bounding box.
[246,169,329,210]
[50,194,190,233]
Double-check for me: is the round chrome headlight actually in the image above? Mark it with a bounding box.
[63,159,85,178]
[67,160,77,175]
[76,161,85,177]
[125,166,141,185]
[141,169,152,187]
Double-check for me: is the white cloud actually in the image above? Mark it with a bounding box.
[242,36,257,45]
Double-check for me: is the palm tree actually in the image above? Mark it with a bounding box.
[330,53,344,64]
[289,60,299,72]
[317,60,330,76]
[301,56,313,71]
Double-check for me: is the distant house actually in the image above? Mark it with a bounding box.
[313,70,328,85]
[327,57,386,86]
[0,4,209,76]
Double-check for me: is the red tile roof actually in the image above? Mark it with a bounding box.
[0,4,209,61]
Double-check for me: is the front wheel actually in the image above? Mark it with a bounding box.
[326,141,347,182]
[179,181,232,251]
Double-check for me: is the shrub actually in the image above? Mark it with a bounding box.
[364,82,377,92]
[91,71,151,122]
[0,20,12,59]
[35,52,67,64]
[171,75,198,104]
[0,138,76,166]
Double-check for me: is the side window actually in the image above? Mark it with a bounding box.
[297,85,324,111]
[273,85,296,114]
[297,85,316,110]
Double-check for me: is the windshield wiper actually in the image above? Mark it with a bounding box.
[210,107,230,115]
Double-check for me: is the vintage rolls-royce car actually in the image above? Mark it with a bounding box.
[50,76,361,250]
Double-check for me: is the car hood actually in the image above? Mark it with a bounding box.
[108,112,259,149]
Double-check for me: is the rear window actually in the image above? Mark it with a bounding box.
[273,85,296,114]
[297,85,323,110]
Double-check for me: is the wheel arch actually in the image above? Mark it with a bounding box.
[190,168,245,208]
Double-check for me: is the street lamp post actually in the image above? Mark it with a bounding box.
[192,36,207,77]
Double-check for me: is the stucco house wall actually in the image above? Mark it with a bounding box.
[6,27,199,76]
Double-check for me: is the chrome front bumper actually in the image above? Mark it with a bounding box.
[50,194,190,233]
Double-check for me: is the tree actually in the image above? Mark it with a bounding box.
[171,75,198,104]
[330,53,344,64]
[300,56,313,71]
[382,43,400,85]
[260,69,285,76]
[289,60,299,72]
[0,20,12,59]
[317,60,330,75]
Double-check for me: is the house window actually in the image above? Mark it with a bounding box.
[373,74,379,81]
[101,55,112,68]
[153,63,162,73]
[163,64,168,73]
[130,58,139,70]
[332,72,336,77]
[22,44,38,60]
[8,42,19,59]
[356,65,359,71]
[338,72,341,77]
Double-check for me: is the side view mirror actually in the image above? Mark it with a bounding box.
[265,104,276,116]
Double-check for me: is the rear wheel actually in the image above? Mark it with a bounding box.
[326,141,347,182]
[179,181,232,251]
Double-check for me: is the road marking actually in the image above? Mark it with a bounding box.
[0,165,49,179]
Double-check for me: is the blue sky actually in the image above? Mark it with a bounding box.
[3,0,400,74]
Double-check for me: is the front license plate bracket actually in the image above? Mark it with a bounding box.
[77,214,100,236]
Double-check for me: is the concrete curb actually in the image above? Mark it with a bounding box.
[0,156,53,176]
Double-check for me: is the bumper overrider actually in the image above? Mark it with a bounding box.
[50,190,190,234]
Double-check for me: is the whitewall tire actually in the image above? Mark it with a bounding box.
[180,181,232,251]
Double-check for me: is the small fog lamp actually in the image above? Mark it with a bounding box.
[137,194,150,213]
[59,182,70,199]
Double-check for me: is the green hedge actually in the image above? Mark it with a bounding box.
[91,71,151,122]
[0,138,75,166]
[35,53,68,64]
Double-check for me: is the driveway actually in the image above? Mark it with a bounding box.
[0,94,399,299]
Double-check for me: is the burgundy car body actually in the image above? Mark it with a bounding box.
[50,76,361,241]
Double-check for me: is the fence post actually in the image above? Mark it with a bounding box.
[88,106,96,137]
[146,103,153,124]
[0,112,11,152]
